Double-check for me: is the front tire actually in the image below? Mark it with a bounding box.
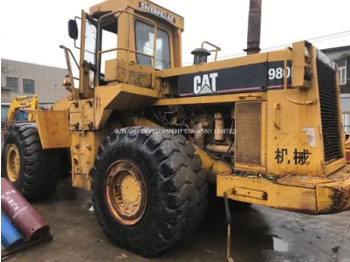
[1,123,62,201]
[91,127,208,256]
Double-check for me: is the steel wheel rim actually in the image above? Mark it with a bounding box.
[6,144,20,182]
[105,160,147,226]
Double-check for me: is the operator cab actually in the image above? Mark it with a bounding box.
[67,0,184,94]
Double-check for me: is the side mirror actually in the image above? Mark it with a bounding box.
[68,20,78,40]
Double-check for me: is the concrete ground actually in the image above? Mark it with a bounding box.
[3,177,350,262]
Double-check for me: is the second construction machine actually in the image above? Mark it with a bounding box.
[2,0,350,256]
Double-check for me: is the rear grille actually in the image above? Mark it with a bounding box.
[317,60,343,162]
[235,102,262,165]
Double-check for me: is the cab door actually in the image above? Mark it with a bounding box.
[79,11,97,99]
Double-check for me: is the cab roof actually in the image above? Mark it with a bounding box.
[89,0,184,30]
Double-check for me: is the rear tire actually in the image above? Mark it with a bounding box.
[1,123,62,201]
[91,127,208,256]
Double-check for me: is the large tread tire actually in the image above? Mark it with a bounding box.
[1,123,62,201]
[91,127,208,256]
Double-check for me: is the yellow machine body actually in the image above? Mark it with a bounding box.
[6,95,38,122]
[30,0,349,215]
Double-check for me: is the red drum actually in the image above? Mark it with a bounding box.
[1,178,50,240]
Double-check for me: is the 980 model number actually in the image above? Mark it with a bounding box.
[268,67,291,80]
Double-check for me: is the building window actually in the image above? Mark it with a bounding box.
[23,79,35,94]
[6,77,18,91]
[339,66,347,85]
[1,105,9,121]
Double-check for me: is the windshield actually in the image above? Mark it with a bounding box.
[135,20,170,70]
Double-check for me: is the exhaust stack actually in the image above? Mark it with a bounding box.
[245,0,262,55]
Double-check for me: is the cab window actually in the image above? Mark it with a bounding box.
[135,20,170,70]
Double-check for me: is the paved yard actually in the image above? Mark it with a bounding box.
[3,177,350,262]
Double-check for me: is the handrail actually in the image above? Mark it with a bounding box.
[201,41,221,61]
[60,45,79,69]
[98,47,154,58]
[96,10,158,88]
[60,45,80,93]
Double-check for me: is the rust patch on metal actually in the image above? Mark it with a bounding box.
[331,186,350,212]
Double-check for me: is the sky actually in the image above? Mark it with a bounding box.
[0,0,349,69]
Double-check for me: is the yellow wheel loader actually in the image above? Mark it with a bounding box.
[1,96,38,173]
[5,95,38,122]
[2,0,350,257]
[1,95,38,132]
